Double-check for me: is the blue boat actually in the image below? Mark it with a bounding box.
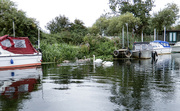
[150,40,172,55]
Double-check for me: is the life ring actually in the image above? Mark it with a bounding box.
[125,50,132,58]
[113,50,119,57]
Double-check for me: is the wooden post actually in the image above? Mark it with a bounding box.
[154,29,156,41]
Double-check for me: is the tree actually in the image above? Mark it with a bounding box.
[69,19,88,44]
[69,19,87,35]
[0,0,39,39]
[46,15,70,34]
[151,3,179,32]
[107,12,141,35]
[109,0,154,34]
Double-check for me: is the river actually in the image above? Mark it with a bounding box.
[0,53,180,111]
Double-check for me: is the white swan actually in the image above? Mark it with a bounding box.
[102,61,113,67]
[93,55,103,64]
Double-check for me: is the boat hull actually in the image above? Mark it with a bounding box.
[132,50,152,59]
[171,46,180,53]
[153,48,172,55]
[0,54,42,69]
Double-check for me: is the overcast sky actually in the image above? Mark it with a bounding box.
[11,0,180,32]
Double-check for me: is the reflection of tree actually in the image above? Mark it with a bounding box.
[42,64,91,90]
[110,59,176,111]
[41,56,178,110]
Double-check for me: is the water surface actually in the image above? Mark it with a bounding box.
[1,53,180,111]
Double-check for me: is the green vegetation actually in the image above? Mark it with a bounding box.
[1,0,180,63]
[40,34,116,62]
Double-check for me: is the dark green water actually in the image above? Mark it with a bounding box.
[1,53,180,111]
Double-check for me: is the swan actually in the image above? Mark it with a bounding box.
[93,55,103,64]
[102,61,113,67]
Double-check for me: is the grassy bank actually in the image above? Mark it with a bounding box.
[40,34,116,63]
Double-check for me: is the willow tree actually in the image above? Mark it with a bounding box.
[0,0,39,39]
[109,0,154,35]
[107,12,141,36]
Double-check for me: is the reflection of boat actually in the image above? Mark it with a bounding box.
[131,42,154,59]
[171,42,180,53]
[130,54,172,72]
[0,66,42,98]
[0,35,42,69]
[150,40,172,55]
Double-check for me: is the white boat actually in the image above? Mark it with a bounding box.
[0,35,42,69]
[150,40,172,55]
[171,42,180,53]
[132,42,154,59]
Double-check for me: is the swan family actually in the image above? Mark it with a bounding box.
[60,55,113,67]
[93,55,113,67]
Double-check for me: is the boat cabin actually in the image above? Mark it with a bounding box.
[133,42,153,51]
[0,35,38,55]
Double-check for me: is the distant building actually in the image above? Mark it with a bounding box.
[161,30,180,45]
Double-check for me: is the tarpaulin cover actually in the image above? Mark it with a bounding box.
[0,35,38,54]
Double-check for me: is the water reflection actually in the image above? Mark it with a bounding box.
[0,66,42,110]
[111,54,180,111]
[1,54,180,111]
[40,54,180,111]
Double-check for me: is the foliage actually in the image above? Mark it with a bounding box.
[107,12,141,36]
[46,15,70,34]
[46,16,88,45]
[83,34,115,57]
[70,19,88,44]
[109,0,154,35]
[90,13,141,36]
[40,41,81,62]
[151,3,179,32]
[91,15,110,35]
[0,0,39,41]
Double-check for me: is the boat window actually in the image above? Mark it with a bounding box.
[135,45,141,50]
[142,44,147,50]
[1,39,12,47]
[148,44,153,50]
[13,39,26,48]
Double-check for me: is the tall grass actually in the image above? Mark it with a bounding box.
[40,40,81,62]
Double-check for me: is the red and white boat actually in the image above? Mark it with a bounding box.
[0,35,42,69]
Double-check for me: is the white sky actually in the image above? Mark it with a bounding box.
[11,0,180,32]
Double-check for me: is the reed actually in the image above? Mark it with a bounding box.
[40,40,81,63]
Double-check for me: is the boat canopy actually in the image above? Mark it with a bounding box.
[150,40,170,48]
[0,35,38,54]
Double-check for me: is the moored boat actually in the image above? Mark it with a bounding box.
[132,42,155,59]
[0,35,42,69]
[150,40,172,55]
[171,42,180,53]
